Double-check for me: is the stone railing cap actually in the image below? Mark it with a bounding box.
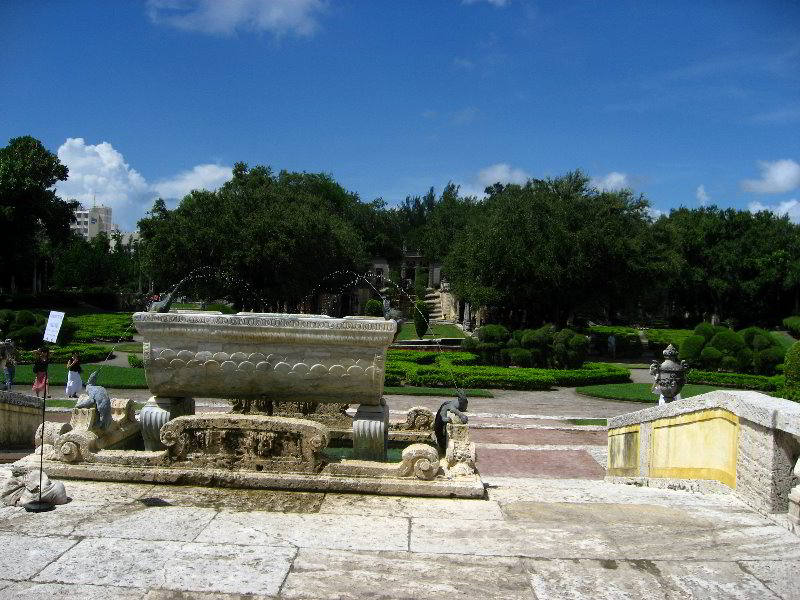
[0,391,43,410]
[608,390,800,437]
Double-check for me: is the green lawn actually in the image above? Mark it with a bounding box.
[107,342,144,353]
[567,418,608,426]
[394,322,466,341]
[383,386,493,397]
[14,363,148,388]
[576,382,723,403]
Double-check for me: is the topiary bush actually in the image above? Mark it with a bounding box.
[12,310,36,329]
[477,324,511,344]
[753,346,785,376]
[0,309,13,333]
[752,334,772,352]
[460,335,479,352]
[693,322,716,343]
[707,329,745,357]
[700,346,723,370]
[680,335,706,365]
[521,324,554,367]
[736,347,754,372]
[9,325,44,349]
[721,356,738,372]
[552,328,589,369]
[508,347,532,367]
[128,353,144,368]
[413,300,430,339]
[364,299,384,317]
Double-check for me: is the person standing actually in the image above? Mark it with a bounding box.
[65,350,82,398]
[32,347,50,399]
[2,339,15,391]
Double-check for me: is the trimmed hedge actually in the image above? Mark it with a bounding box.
[386,349,630,389]
[69,312,135,342]
[686,369,781,392]
[587,326,643,358]
[128,353,144,368]
[17,343,111,365]
[783,316,800,337]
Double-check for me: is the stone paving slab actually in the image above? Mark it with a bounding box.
[739,560,800,600]
[195,511,409,552]
[318,493,503,520]
[470,427,608,445]
[0,582,147,599]
[524,558,783,600]
[140,485,325,513]
[0,532,78,582]
[478,448,606,479]
[34,536,296,596]
[281,549,535,600]
[410,518,621,559]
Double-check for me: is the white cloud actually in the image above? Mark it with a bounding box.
[647,207,665,220]
[153,164,233,199]
[145,0,326,37]
[457,163,530,197]
[462,0,509,6]
[453,57,474,69]
[477,163,529,187]
[591,171,629,191]
[421,109,438,119]
[696,184,710,205]
[741,159,800,194]
[56,138,232,231]
[748,199,800,223]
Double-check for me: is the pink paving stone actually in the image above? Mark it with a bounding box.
[470,427,607,446]
[477,448,605,479]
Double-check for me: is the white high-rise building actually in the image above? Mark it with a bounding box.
[70,204,115,239]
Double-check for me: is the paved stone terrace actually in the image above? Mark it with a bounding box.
[1,377,798,598]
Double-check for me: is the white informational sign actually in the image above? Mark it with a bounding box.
[43,311,65,343]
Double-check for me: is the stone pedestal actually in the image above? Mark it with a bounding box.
[353,400,388,462]
[140,396,194,451]
[446,422,476,475]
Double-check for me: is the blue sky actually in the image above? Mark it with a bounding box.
[1,0,798,230]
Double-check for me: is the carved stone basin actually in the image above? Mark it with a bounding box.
[133,311,397,405]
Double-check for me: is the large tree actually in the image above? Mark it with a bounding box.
[444,171,659,327]
[138,164,372,310]
[0,136,77,292]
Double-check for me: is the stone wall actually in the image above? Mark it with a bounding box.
[0,392,41,447]
[607,390,800,525]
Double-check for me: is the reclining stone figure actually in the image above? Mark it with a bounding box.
[75,371,111,429]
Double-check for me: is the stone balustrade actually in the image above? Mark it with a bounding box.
[607,390,800,533]
[0,392,41,447]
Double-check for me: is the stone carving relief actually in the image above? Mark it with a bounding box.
[160,414,329,473]
[390,407,435,432]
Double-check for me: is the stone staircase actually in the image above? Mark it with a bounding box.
[424,287,443,320]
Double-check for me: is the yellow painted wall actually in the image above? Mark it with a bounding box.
[607,424,640,477]
[649,409,739,488]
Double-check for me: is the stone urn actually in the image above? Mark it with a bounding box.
[649,344,689,403]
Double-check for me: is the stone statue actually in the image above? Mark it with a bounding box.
[1,466,68,507]
[434,389,469,451]
[76,371,112,429]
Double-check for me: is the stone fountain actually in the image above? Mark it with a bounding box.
[18,309,482,498]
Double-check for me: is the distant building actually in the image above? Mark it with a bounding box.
[70,204,115,240]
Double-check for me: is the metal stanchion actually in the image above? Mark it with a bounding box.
[23,368,55,513]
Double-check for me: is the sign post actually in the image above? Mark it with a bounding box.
[23,310,65,513]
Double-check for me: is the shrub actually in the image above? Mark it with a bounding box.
[508,347,532,367]
[687,369,779,391]
[460,336,479,352]
[476,342,501,365]
[783,316,800,337]
[521,325,554,366]
[753,346,785,376]
[128,354,144,368]
[413,300,430,339]
[9,325,44,349]
[707,329,745,357]
[752,334,772,352]
[736,347,754,372]
[364,299,384,317]
[739,326,771,349]
[721,356,738,372]
[0,309,13,331]
[785,342,800,385]
[693,322,716,343]
[700,346,723,370]
[506,338,520,349]
[476,324,511,344]
[552,328,588,369]
[587,326,643,358]
[12,310,37,329]
[679,335,706,364]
